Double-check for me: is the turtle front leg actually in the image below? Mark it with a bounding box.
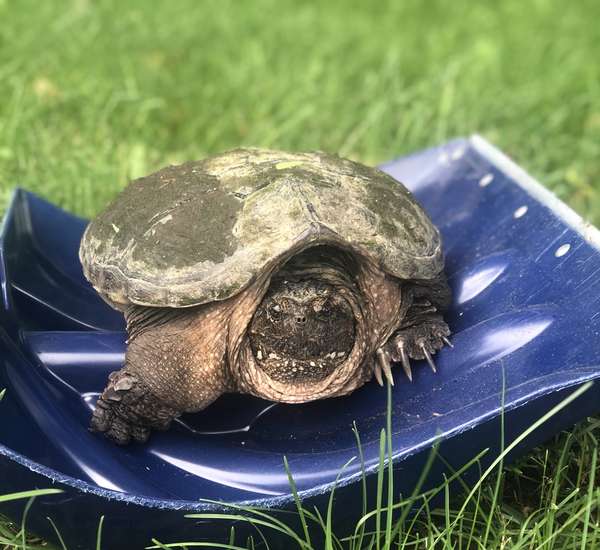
[90,304,232,445]
[374,271,453,386]
[91,369,179,445]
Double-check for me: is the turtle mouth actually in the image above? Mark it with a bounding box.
[252,346,352,385]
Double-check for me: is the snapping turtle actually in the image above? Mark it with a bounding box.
[80,148,452,445]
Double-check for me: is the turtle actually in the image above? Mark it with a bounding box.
[80,148,453,445]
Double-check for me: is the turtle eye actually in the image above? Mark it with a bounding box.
[314,298,332,320]
[312,296,328,313]
[268,303,282,321]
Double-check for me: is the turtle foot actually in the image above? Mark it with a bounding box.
[375,316,452,385]
[90,369,178,445]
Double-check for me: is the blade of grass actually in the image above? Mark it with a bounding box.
[283,455,312,548]
[20,496,35,550]
[148,541,250,550]
[351,420,368,550]
[0,489,62,503]
[444,474,451,548]
[96,515,104,550]
[482,365,507,547]
[46,517,67,550]
[579,438,597,550]
[384,381,393,550]
[148,539,171,549]
[375,428,385,550]
[325,457,356,550]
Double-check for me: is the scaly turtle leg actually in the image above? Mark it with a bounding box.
[90,303,233,445]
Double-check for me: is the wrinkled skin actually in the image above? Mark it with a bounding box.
[91,245,451,444]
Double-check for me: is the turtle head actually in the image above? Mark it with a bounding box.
[248,278,355,384]
[243,245,372,401]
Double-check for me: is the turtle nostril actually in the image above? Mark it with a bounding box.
[296,316,307,324]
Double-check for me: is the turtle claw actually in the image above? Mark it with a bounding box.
[397,343,413,382]
[373,359,384,386]
[420,343,437,373]
[376,348,394,386]
[442,336,454,348]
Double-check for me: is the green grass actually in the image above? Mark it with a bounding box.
[1,0,600,222]
[0,0,599,548]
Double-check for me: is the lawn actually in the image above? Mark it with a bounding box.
[0,0,599,548]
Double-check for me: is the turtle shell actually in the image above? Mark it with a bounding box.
[80,149,443,308]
